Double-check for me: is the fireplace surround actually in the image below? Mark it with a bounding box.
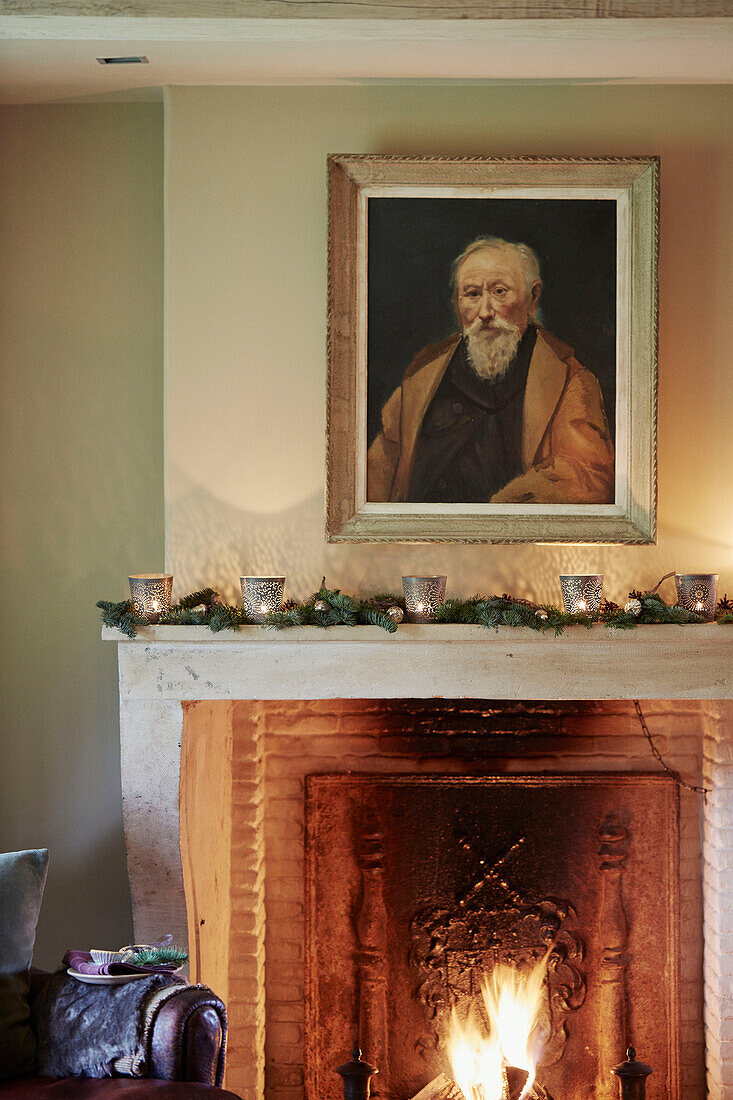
[105,624,733,1100]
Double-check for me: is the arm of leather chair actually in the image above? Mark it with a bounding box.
[146,986,227,1086]
[30,969,228,1086]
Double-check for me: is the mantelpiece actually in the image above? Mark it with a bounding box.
[104,623,733,701]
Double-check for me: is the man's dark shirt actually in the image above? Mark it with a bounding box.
[407,326,538,503]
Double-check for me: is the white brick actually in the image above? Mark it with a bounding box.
[704,845,733,872]
[706,1016,733,1044]
[703,959,733,997]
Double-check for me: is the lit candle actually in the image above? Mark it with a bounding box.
[240,576,286,624]
[128,574,173,623]
[559,575,604,617]
[675,574,718,622]
[402,576,447,623]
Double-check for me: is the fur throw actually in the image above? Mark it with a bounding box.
[32,969,186,1078]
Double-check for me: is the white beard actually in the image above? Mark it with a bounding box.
[464,318,522,381]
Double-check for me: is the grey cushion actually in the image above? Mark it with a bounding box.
[0,849,49,1080]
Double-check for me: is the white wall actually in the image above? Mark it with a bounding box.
[166,85,733,607]
[0,103,164,966]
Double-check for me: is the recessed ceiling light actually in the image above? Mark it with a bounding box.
[96,56,149,65]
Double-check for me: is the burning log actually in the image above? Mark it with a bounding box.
[504,1067,529,1100]
[409,1073,463,1100]
[409,1071,554,1100]
[527,1085,555,1100]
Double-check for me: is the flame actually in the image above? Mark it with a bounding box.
[448,954,550,1100]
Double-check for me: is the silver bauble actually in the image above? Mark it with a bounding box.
[387,605,404,624]
[314,598,328,613]
[624,598,642,617]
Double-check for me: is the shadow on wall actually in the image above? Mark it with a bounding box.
[165,467,732,609]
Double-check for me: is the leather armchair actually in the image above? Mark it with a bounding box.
[0,972,241,1100]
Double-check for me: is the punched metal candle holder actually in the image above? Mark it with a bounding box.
[128,574,173,623]
[402,575,447,623]
[611,1047,653,1100]
[559,574,604,616]
[240,576,285,623]
[336,1046,378,1100]
[675,573,718,621]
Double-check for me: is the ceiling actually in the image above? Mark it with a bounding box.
[1,15,732,103]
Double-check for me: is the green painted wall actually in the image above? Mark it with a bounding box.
[0,103,164,968]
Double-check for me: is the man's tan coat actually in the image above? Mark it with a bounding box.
[367,327,615,505]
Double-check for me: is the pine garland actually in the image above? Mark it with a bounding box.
[97,583,733,639]
[238,587,399,634]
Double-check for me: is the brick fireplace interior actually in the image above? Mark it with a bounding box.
[177,698,709,1100]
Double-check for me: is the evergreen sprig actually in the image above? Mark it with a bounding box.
[176,587,219,610]
[433,596,590,636]
[636,591,706,625]
[97,599,138,639]
[129,945,188,967]
[265,586,400,633]
[207,603,249,632]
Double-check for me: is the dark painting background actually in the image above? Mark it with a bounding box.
[367,197,617,448]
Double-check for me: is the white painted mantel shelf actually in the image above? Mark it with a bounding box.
[103,622,733,700]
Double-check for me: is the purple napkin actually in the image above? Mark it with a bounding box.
[63,950,178,976]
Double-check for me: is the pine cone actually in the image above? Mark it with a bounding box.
[717,594,733,613]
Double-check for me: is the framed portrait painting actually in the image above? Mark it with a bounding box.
[326,155,658,544]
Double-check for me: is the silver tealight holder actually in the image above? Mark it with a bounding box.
[401,575,447,623]
[559,574,604,616]
[240,576,285,623]
[129,574,173,623]
[675,573,718,621]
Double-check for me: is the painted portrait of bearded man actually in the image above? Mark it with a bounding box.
[367,231,615,507]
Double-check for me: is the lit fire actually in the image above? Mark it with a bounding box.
[448,954,550,1100]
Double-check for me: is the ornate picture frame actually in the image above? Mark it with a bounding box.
[326,154,658,544]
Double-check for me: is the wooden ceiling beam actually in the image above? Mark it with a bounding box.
[3,0,733,19]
